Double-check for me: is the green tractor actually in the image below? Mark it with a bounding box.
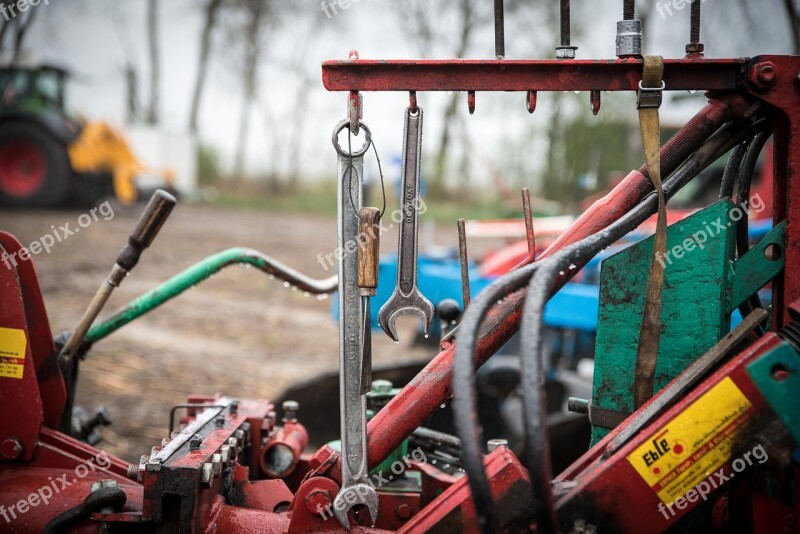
[0,63,173,207]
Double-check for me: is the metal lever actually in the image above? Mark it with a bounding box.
[58,190,177,371]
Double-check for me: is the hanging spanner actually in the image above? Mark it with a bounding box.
[378,107,434,341]
[331,120,379,529]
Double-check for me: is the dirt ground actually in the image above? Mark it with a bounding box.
[0,203,455,462]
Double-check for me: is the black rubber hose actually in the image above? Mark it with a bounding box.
[453,260,541,533]
[518,116,769,531]
[43,486,127,534]
[451,116,764,533]
[719,140,751,199]
[735,130,772,319]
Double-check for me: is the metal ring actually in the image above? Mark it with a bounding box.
[332,120,372,158]
[638,80,666,91]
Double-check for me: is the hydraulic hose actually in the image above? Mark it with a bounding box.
[452,114,766,533]
[518,116,770,531]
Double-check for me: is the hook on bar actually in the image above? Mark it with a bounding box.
[348,90,362,135]
[467,91,476,115]
[409,91,418,114]
[590,90,602,115]
[457,218,471,309]
[527,90,538,114]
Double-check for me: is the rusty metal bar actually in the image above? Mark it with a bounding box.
[322,58,748,92]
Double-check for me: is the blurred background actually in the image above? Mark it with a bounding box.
[0,0,797,461]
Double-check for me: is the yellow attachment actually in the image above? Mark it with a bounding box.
[67,121,174,204]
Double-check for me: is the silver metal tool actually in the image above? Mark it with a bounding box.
[331,120,379,529]
[377,107,434,342]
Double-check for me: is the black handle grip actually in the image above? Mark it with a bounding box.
[116,190,176,270]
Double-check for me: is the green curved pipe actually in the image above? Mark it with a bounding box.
[84,247,338,345]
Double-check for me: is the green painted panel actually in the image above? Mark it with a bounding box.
[591,200,737,443]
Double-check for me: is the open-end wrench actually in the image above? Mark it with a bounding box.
[331,120,379,529]
[378,107,434,341]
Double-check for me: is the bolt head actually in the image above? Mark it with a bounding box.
[685,43,705,56]
[90,479,118,493]
[305,489,332,515]
[201,463,214,486]
[189,434,202,450]
[487,439,509,452]
[750,62,778,90]
[555,46,577,60]
[228,401,239,414]
[211,454,222,475]
[371,379,393,394]
[0,438,22,460]
[396,503,413,520]
[759,64,778,84]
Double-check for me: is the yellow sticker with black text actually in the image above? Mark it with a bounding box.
[0,327,26,379]
[626,377,754,505]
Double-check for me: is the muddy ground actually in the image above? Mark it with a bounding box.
[0,203,462,462]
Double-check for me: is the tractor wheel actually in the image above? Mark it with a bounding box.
[0,121,71,207]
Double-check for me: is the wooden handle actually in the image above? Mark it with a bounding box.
[358,207,381,294]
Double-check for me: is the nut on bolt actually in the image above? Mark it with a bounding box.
[487,438,508,452]
[211,453,222,475]
[396,504,413,520]
[0,438,23,460]
[305,489,333,516]
[189,434,203,450]
[201,462,214,486]
[750,62,778,90]
[90,479,118,493]
[282,400,299,422]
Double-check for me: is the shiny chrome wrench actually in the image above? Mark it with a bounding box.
[331,121,379,529]
[378,107,434,341]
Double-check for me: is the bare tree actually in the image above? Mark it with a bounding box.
[146,0,160,125]
[0,0,41,61]
[189,0,224,133]
[230,0,271,181]
[782,0,800,53]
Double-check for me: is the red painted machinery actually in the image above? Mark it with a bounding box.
[2,2,800,532]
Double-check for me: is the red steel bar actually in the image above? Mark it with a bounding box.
[322,58,748,93]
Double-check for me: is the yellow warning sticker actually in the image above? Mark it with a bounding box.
[0,327,27,379]
[627,377,754,505]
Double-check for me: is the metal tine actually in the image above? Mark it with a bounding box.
[591,90,602,115]
[512,188,536,270]
[457,218,470,309]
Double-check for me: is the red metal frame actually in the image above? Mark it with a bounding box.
[0,54,798,532]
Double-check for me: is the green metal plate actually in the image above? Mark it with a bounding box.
[747,341,800,445]
[592,200,737,443]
